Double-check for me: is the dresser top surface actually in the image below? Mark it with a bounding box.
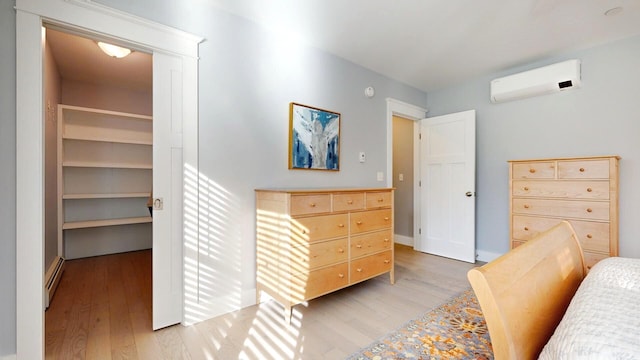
[255,187,394,194]
[508,155,620,163]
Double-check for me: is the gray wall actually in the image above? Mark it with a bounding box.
[427,34,640,259]
[0,1,16,356]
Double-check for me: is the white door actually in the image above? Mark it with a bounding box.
[416,110,476,263]
[152,52,184,329]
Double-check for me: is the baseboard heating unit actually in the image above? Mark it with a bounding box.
[45,256,65,309]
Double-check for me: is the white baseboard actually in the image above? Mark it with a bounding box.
[476,249,502,263]
[394,234,413,247]
[1,354,17,360]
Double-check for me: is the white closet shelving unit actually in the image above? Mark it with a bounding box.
[57,104,153,259]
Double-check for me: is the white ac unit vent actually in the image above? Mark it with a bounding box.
[490,59,581,103]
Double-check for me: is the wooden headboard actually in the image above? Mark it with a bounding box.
[467,221,586,360]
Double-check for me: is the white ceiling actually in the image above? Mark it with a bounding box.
[207,0,640,92]
[47,0,640,93]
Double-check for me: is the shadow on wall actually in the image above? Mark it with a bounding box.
[183,164,312,358]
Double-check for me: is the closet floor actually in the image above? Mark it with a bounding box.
[45,245,479,359]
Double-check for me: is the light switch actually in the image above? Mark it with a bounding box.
[399,173,404,181]
[377,172,384,181]
[359,152,366,163]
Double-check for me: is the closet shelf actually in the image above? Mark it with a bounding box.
[60,104,153,121]
[63,216,153,230]
[63,192,151,200]
[62,134,153,146]
[62,161,152,169]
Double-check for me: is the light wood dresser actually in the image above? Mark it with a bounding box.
[256,188,394,321]
[509,156,620,269]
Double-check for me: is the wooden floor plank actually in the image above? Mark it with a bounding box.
[45,245,479,360]
[107,254,137,358]
[85,256,112,360]
[57,258,93,359]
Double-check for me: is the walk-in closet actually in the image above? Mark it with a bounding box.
[43,26,155,357]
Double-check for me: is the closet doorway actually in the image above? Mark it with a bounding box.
[16,1,201,357]
[43,26,155,356]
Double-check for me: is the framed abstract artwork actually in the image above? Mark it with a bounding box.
[288,102,341,170]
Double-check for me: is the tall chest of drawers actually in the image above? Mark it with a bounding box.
[256,188,394,321]
[509,156,619,269]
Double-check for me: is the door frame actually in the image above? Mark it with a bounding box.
[15,0,202,358]
[385,98,428,247]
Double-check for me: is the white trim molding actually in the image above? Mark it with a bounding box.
[385,98,427,187]
[476,249,503,263]
[16,0,203,358]
[385,98,427,253]
[394,234,414,247]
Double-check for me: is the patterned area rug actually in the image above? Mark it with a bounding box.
[346,289,493,359]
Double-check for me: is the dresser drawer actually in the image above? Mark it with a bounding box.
[351,209,392,234]
[290,194,331,215]
[350,229,393,259]
[365,191,392,208]
[291,262,349,302]
[333,192,365,212]
[292,214,348,243]
[512,180,609,200]
[512,198,609,221]
[583,251,608,270]
[350,251,393,283]
[290,238,348,271]
[558,159,610,179]
[512,215,610,253]
[512,162,555,179]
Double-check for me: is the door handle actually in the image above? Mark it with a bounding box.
[465,191,473,197]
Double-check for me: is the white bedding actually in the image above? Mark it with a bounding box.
[539,257,640,359]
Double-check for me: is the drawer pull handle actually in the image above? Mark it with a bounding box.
[384,238,389,242]
[587,188,593,192]
[356,244,362,249]
[384,217,390,221]
[302,229,307,234]
[529,168,536,173]
[338,273,345,278]
[579,168,585,172]
[338,224,345,228]
[524,204,530,209]
[356,221,363,225]
[347,200,353,204]
[586,208,593,213]
[384,259,390,264]
[338,248,344,253]
[309,203,316,207]
[378,198,384,202]
[586,234,593,239]
[523,187,529,191]
[356,268,363,272]
[524,227,529,231]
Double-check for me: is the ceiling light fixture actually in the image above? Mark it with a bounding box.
[97,41,132,58]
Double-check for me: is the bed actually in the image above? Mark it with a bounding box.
[467,221,640,359]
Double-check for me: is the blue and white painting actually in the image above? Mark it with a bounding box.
[289,103,340,170]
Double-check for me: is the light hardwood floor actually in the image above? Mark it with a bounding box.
[45,245,481,359]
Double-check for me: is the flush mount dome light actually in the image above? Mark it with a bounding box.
[97,41,132,58]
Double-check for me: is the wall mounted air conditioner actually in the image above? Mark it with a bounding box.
[490,59,581,103]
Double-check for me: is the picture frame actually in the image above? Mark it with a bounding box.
[288,102,341,171]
